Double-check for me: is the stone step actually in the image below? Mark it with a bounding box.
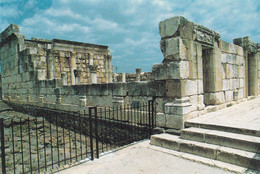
[181,127,260,153]
[150,133,260,171]
[185,121,260,137]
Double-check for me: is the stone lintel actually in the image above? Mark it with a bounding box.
[233,36,258,53]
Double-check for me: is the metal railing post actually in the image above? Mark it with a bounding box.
[94,107,99,158]
[0,118,6,174]
[148,100,155,138]
[89,108,94,160]
[151,101,154,130]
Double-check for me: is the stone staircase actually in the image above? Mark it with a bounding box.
[150,121,260,173]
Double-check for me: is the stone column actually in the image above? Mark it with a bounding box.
[61,72,68,85]
[248,53,259,96]
[70,52,76,85]
[54,88,61,104]
[89,65,98,84]
[74,69,82,85]
[233,37,259,97]
[203,48,224,105]
[136,68,141,82]
[122,73,126,82]
[107,55,113,83]
[47,50,55,80]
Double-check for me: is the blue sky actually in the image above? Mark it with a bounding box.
[0,0,259,73]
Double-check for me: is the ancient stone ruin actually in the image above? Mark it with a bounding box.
[0,16,259,130]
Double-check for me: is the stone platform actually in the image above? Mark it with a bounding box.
[151,97,260,173]
[186,97,260,137]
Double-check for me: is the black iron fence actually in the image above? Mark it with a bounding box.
[0,101,156,174]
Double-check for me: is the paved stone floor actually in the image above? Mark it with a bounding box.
[188,97,260,133]
[56,140,234,174]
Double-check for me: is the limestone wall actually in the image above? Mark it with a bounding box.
[152,16,260,129]
[1,18,259,131]
[0,24,113,103]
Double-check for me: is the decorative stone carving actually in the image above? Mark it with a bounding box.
[194,24,220,46]
[73,69,82,77]
[89,65,98,72]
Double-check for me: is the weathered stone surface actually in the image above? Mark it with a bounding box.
[156,112,166,127]
[160,37,187,61]
[204,92,225,105]
[165,98,192,115]
[225,91,233,102]
[152,61,189,80]
[166,114,184,129]
[159,16,187,39]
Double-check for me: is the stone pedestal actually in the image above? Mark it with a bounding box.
[39,95,44,103]
[79,95,87,107]
[89,65,98,84]
[112,96,124,108]
[61,72,68,85]
[165,97,192,129]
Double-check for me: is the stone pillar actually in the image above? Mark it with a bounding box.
[136,68,141,82]
[248,53,259,96]
[47,50,55,80]
[89,53,94,65]
[61,72,68,85]
[233,36,259,97]
[107,55,113,83]
[122,73,126,82]
[203,48,224,105]
[74,69,82,85]
[54,88,61,104]
[70,52,76,85]
[89,65,98,84]
[79,95,87,107]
